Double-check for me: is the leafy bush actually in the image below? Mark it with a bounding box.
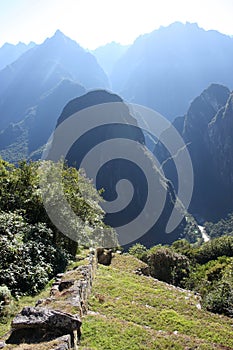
[0,285,12,316]
[203,282,233,317]
[128,243,148,261]
[194,236,233,264]
[131,233,233,318]
[0,158,117,297]
[147,247,190,287]
[0,159,117,255]
[205,213,233,238]
[0,211,69,296]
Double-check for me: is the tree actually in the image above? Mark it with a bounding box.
[0,158,118,256]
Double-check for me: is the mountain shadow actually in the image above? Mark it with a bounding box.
[48,90,191,247]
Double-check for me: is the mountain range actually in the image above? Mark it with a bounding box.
[0,22,233,244]
[0,41,35,71]
[0,30,108,130]
[91,42,129,75]
[111,22,233,120]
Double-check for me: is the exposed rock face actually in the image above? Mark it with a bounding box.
[155,84,233,222]
[208,93,233,188]
[52,89,188,247]
[7,307,81,344]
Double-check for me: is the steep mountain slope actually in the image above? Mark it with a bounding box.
[0,79,85,162]
[0,41,35,70]
[155,84,233,223]
[92,42,129,75]
[50,90,194,247]
[0,30,109,130]
[111,22,233,120]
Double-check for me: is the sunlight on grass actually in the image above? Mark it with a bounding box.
[80,254,233,349]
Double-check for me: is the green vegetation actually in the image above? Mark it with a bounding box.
[205,212,233,238]
[79,254,233,349]
[0,211,68,297]
[0,158,117,319]
[1,156,233,349]
[147,246,190,287]
[129,236,233,318]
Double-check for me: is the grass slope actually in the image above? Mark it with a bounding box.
[80,254,233,350]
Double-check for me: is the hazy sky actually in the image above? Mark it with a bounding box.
[1,0,233,49]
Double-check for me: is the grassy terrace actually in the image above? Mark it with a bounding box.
[80,254,233,350]
[1,253,233,349]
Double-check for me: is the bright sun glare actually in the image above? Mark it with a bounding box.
[0,0,233,49]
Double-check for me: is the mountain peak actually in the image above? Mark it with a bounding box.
[47,30,72,44]
[54,29,66,37]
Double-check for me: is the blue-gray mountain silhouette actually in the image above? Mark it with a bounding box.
[92,42,129,75]
[52,89,188,247]
[0,30,109,130]
[0,79,85,162]
[111,22,233,120]
[154,83,233,223]
[0,41,35,71]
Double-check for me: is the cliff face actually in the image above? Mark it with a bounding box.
[208,93,233,188]
[157,84,233,222]
[53,90,187,247]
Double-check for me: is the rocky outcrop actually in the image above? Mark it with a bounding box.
[155,84,233,222]
[6,307,82,344]
[96,247,113,266]
[208,93,233,188]
[52,89,187,247]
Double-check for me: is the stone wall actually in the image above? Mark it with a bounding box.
[4,250,97,350]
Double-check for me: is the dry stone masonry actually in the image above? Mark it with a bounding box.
[4,250,97,349]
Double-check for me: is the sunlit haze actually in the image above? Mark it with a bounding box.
[1,0,233,49]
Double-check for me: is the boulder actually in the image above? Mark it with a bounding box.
[0,341,5,349]
[59,279,75,292]
[96,248,113,266]
[6,307,81,344]
[54,335,72,350]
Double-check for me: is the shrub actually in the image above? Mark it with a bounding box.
[0,285,12,317]
[128,243,148,262]
[147,247,190,287]
[0,211,69,296]
[203,282,233,317]
[195,236,233,264]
